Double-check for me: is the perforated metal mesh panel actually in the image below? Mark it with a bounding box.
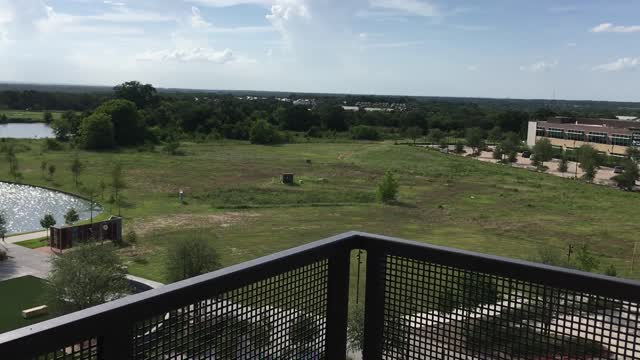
[382,255,640,359]
[132,259,329,359]
[33,338,100,360]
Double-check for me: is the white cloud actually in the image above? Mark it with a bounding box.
[369,0,439,17]
[590,23,640,33]
[136,47,237,63]
[190,6,274,33]
[187,0,272,7]
[519,61,558,72]
[593,57,640,72]
[190,6,211,28]
[103,0,126,6]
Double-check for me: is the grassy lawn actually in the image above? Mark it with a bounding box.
[0,110,64,122]
[0,276,52,333]
[14,237,49,249]
[2,139,639,284]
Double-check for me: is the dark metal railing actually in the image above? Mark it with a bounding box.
[1,231,639,359]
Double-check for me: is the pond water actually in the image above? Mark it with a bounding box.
[0,123,54,139]
[0,182,101,234]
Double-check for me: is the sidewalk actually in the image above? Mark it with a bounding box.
[4,230,48,244]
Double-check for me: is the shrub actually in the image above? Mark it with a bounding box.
[43,138,64,151]
[558,157,569,173]
[166,233,221,282]
[79,113,116,149]
[350,125,381,140]
[64,208,79,225]
[454,141,465,154]
[377,170,399,203]
[612,159,639,191]
[125,229,137,244]
[163,141,181,155]
[250,119,282,145]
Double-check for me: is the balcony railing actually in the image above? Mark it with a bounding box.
[1,231,639,359]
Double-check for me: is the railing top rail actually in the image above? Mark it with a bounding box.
[2,230,639,353]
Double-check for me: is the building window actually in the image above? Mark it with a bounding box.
[566,130,585,141]
[547,128,565,139]
[536,127,546,136]
[587,132,608,144]
[611,134,632,146]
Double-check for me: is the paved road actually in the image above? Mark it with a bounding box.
[1,232,164,289]
[0,243,51,281]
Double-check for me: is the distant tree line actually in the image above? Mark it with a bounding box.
[3,81,639,150]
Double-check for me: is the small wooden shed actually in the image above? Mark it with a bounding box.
[50,216,122,250]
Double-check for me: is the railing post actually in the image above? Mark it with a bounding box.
[325,249,351,359]
[101,316,133,360]
[362,247,385,359]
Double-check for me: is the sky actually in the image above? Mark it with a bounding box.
[0,0,639,101]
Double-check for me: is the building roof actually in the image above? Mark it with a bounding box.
[537,117,640,136]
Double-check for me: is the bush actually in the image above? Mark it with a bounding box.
[350,125,381,140]
[162,141,181,155]
[79,113,116,149]
[377,170,399,203]
[250,119,282,145]
[454,141,465,154]
[167,233,221,282]
[42,138,64,151]
[124,229,137,244]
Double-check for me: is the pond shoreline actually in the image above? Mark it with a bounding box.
[0,181,103,235]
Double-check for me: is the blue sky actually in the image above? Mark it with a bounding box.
[0,0,639,101]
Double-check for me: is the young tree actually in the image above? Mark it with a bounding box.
[111,163,126,216]
[558,154,569,173]
[47,242,129,312]
[0,212,7,242]
[377,170,399,203]
[405,126,422,145]
[40,160,47,178]
[70,155,83,187]
[492,144,504,161]
[167,234,221,282]
[454,141,465,154]
[612,159,639,191]
[427,128,445,145]
[465,127,485,155]
[163,140,181,155]
[99,179,107,200]
[39,214,56,244]
[575,244,600,272]
[532,138,554,169]
[578,145,600,182]
[5,147,21,181]
[626,147,640,162]
[43,111,54,124]
[48,164,56,180]
[64,208,79,225]
[487,126,503,143]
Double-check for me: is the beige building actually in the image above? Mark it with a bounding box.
[527,116,640,156]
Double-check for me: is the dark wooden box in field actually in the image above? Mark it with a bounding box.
[282,173,294,185]
[49,216,122,250]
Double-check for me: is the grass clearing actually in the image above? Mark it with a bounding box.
[0,110,64,122]
[1,139,639,283]
[0,276,52,333]
[14,237,49,249]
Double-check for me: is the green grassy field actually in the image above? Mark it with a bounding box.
[0,110,64,122]
[2,139,639,284]
[0,276,52,333]
[15,237,49,249]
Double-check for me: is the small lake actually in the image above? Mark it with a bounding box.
[0,123,54,139]
[0,182,101,234]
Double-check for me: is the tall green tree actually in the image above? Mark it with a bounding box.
[465,127,485,155]
[113,81,158,109]
[250,119,282,145]
[532,138,554,168]
[79,113,115,149]
[47,242,129,312]
[612,159,639,191]
[578,145,600,182]
[93,99,144,146]
[166,234,221,282]
[43,111,54,124]
[427,128,445,145]
[405,126,422,144]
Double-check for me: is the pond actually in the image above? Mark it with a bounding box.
[0,123,54,139]
[0,182,101,234]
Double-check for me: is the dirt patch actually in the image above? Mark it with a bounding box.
[131,212,260,236]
